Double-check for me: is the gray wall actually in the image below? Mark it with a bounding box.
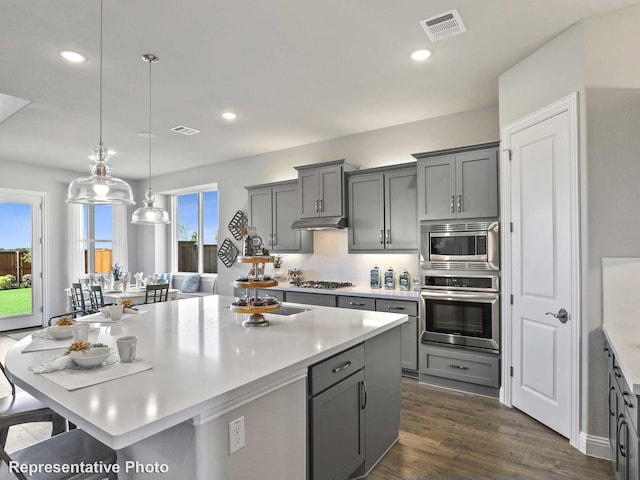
[147,105,499,295]
[498,3,640,440]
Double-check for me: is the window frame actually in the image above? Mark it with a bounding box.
[83,204,113,274]
[170,187,218,274]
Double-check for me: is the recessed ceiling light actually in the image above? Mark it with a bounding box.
[409,49,432,62]
[222,112,237,121]
[58,50,87,63]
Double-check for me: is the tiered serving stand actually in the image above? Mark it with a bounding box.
[231,255,281,327]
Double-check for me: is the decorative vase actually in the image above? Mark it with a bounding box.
[112,280,122,291]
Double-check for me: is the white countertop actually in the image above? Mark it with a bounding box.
[5,295,407,450]
[269,283,420,301]
[603,324,640,395]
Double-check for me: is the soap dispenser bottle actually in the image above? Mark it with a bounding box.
[384,267,395,290]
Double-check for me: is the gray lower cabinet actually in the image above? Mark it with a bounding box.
[419,343,500,397]
[606,341,640,480]
[246,180,312,253]
[309,345,365,480]
[287,291,336,307]
[414,143,499,221]
[308,328,401,480]
[347,165,417,252]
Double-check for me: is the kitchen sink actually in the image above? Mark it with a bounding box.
[267,306,311,316]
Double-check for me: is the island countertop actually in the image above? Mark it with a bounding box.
[5,295,407,450]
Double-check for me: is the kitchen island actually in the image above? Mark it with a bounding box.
[5,295,406,480]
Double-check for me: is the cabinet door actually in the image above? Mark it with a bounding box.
[610,370,619,456]
[299,169,320,218]
[401,316,418,371]
[455,148,498,219]
[272,183,301,252]
[319,165,343,217]
[417,155,456,221]
[628,419,639,480]
[310,369,365,480]
[247,187,273,248]
[385,168,418,250]
[348,173,384,251]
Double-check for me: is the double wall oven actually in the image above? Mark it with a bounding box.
[419,219,500,353]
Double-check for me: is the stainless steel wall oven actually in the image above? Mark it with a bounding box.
[419,273,500,352]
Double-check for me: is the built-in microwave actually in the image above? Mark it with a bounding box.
[420,220,499,271]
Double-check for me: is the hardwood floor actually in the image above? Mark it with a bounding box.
[368,378,614,480]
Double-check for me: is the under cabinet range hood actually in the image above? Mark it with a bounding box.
[291,216,347,230]
[291,159,358,230]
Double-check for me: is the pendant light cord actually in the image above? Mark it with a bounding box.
[148,55,152,193]
[99,0,103,148]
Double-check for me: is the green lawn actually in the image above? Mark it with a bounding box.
[0,288,32,317]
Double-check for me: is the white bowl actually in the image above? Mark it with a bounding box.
[46,325,73,339]
[69,347,113,368]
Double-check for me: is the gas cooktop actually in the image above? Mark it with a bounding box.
[292,281,354,290]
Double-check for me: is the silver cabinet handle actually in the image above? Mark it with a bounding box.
[387,306,405,310]
[272,233,277,246]
[623,392,634,408]
[449,364,469,370]
[332,361,352,373]
[451,195,455,213]
[386,229,390,244]
[268,233,273,247]
[349,302,365,306]
[457,194,461,213]
[314,200,319,213]
[380,230,384,244]
[614,365,623,378]
[545,308,568,323]
[360,380,368,410]
[319,199,323,212]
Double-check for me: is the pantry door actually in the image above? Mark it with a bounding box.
[0,190,44,330]
[501,93,580,445]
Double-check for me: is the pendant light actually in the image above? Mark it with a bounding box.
[66,0,135,205]
[131,54,170,225]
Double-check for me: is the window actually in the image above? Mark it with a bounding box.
[173,190,218,273]
[82,205,112,274]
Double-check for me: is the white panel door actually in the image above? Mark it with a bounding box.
[0,192,43,330]
[510,110,572,438]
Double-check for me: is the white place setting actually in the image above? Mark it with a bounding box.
[74,305,148,323]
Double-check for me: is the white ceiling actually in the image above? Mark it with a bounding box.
[1,0,638,180]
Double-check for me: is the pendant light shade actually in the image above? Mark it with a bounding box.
[66,0,135,205]
[131,54,170,225]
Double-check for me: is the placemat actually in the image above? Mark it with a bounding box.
[22,329,100,353]
[75,309,148,323]
[38,357,152,391]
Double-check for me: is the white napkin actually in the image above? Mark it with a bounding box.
[30,355,73,374]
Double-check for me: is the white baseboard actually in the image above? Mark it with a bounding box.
[578,431,611,460]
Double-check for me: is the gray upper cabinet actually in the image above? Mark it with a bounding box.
[414,143,499,221]
[296,160,357,219]
[348,165,417,252]
[246,180,312,253]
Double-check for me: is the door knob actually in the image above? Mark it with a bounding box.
[545,308,569,323]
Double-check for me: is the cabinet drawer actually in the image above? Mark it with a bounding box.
[309,344,365,395]
[420,345,499,388]
[337,296,376,311]
[286,291,336,307]
[623,381,639,435]
[376,299,418,317]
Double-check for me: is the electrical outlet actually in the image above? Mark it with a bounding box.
[229,416,245,454]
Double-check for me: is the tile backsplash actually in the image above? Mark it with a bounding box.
[275,229,419,286]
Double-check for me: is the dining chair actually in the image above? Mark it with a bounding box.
[70,282,88,314]
[145,284,169,303]
[0,428,117,480]
[89,285,106,311]
[0,362,66,449]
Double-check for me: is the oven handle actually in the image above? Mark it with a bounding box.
[420,290,499,302]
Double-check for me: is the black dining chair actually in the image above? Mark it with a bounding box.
[0,362,66,449]
[89,285,106,311]
[144,284,169,304]
[70,282,88,314]
[0,429,117,480]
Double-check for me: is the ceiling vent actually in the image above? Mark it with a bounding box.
[420,9,466,42]
[170,125,200,136]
